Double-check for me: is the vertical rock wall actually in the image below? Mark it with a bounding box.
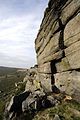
[35,0,80,102]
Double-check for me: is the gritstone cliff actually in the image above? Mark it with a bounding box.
[35,0,80,103]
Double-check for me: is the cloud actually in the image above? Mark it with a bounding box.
[0,0,48,68]
[0,14,39,40]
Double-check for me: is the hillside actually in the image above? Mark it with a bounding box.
[0,66,18,76]
[0,66,27,120]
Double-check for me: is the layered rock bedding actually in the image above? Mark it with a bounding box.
[35,0,80,102]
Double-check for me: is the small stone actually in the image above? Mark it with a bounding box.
[53,114,60,120]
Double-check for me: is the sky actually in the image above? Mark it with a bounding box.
[0,0,49,68]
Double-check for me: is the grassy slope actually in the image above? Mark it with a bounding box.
[34,100,80,120]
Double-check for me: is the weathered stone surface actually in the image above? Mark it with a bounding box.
[35,10,58,44]
[36,31,52,55]
[38,28,60,56]
[22,93,36,112]
[38,32,60,57]
[65,40,80,69]
[55,40,80,72]
[54,71,80,103]
[55,57,71,72]
[60,0,80,24]
[38,62,51,74]
[35,0,73,45]
[44,18,59,39]
[37,31,65,64]
[5,91,31,120]
[53,114,60,120]
[35,38,44,53]
[38,73,52,92]
[22,90,46,112]
[23,75,30,82]
[38,50,63,65]
[64,13,80,47]
[6,96,14,112]
[25,79,43,92]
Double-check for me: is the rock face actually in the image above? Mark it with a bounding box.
[35,0,80,102]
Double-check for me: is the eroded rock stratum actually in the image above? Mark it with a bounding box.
[35,0,80,103]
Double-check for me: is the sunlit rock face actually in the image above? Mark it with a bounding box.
[35,0,80,102]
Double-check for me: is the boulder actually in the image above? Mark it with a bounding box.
[5,91,31,119]
[54,71,80,103]
[22,90,46,112]
[25,79,43,92]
